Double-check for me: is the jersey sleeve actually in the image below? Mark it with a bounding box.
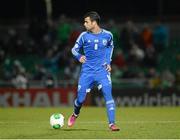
[106,33,114,64]
[71,32,84,61]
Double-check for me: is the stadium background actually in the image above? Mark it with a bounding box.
[0,0,179,107]
[0,0,180,139]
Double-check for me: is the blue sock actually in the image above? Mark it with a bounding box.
[106,100,115,124]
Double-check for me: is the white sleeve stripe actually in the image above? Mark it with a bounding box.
[110,45,114,61]
[71,45,79,56]
[76,31,86,44]
[103,29,113,40]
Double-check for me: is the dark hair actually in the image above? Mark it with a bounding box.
[83,11,100,25]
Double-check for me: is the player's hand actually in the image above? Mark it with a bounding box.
[105,64,112,72]
[79,55,86,63]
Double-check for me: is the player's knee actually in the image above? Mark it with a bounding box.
[101,85,113,101]
[102,85,112,93]
[76,94,86,105]
[77,99,84,105]
[77,87,89,104]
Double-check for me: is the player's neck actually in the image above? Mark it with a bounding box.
[91,26,102,34]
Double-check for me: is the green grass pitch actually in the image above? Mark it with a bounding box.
[0,107,180,139]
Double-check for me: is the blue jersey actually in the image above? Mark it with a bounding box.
[71,29,114,73]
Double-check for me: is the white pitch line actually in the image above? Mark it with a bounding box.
[0,120,180,125]
[78,120,180,124]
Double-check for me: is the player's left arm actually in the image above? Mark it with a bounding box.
[105,33,114,72]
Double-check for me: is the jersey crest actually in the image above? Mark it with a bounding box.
[103,39,107,46]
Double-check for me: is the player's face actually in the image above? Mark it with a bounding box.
[84,17,96,31]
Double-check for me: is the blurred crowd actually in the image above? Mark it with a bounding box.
[0,15,179,89]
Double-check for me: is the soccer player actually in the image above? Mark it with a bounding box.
[68,11,120,131]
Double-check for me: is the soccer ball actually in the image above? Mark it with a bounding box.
[50,113,64,129]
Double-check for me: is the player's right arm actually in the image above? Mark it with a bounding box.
[71,32,86,63]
